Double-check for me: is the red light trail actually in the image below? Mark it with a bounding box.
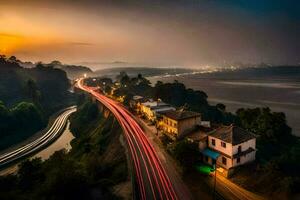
[77,79,180,200]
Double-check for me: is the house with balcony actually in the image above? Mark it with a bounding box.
[200,124,257,176]
[160,110,201,140]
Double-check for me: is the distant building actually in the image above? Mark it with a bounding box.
[129,95,145,113]
[200,124,257,176]
[160,110,201,140]
[140,100,175,122]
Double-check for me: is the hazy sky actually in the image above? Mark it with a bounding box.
[0,0,299,67]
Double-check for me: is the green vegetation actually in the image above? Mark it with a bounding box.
[88,72,300,197]
[87,72,237,124]
[234,107,300,196]
[153,80,237,124]
[0,96,129,200]
[0,101,45,150]
[0,55,75,151]
[169,139,200,172]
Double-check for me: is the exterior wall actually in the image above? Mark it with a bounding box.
[232,151,256,167]
[216,155,233,169]
[177,116,201,137]
[232,138,256,155]
[207,136,256,169]
[161,116,178,138]
[232,138,256,167]
[161,115,201,139]
[199,139,207,151]
[140,105,155,121]
[208,136,233,157]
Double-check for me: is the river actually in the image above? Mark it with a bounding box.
[149,74,300,136]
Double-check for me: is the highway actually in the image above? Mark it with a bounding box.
[0,106,76,168]
[77,79,190,200]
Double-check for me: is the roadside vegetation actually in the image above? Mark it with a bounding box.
[0,55,75,151]
[86,72,300,198]
[232,108,300,198]
[0,96,129,200]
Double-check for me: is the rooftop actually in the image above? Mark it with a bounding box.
[142,100,169,108]
[186,126,213,141]
[132,95,144,101]
[163,110,201,121]
[209,125,256,145]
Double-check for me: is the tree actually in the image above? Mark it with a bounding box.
[172,139,200,170]
[25,79,41,103]
[11,102,44,132]
[18,158,44,190]
[0,101,11,134]
[216,103,226,112]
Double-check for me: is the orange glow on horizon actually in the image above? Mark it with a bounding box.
[0,34,23,55]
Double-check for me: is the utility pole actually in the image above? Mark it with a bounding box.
[213,163,217,200]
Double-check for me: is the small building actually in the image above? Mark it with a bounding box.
[201,125,257,176]
[140,100,175,122]
[160,110,201,140]
[129,95,145,113]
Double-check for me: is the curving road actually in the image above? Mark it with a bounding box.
[77,79,191,200]
[0,106,77,168]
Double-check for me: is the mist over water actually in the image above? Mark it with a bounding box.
[149,73,300,136]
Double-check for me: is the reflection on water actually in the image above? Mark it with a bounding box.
[0,121,74,176]
[33,121,74,160]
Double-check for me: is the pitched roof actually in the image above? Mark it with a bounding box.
[163,110,201,121]
[209,125,256,145]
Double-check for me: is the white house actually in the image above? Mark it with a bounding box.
[201,124,257,174]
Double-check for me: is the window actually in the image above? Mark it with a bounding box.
[237,157,240,163]
[211,139,216,146]
[221,142,226,148]
[238,145,242,153]
[222,157,227,165]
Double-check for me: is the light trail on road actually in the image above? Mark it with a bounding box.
[77,79,184,200]
[0,106,76,168]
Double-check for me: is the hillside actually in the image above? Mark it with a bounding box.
[47,61,94,79]
[0,56,75,151]
[0,57,72,111]
[0,97,131,200]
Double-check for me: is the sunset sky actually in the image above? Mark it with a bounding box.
[0,0,299,68]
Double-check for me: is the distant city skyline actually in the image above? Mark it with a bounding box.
[0,0,299,66]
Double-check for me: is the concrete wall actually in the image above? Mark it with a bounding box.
[232,138,256,155]
[161,116,178,138]
[208,136,233,157]
[208,136,256,169]
[232,151,256,167]
[216,155,233,169]
[178,116,201,136]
